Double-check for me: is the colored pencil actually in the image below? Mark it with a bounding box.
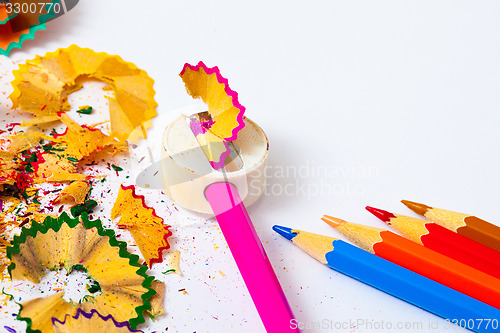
[322,215,500,309]
[402,200,500,252]
[273,225,500,333]
[366,206,500,280]
[205,183,298,332]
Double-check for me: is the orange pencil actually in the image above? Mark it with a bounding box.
[402,200,500,252]
[322,215,500,310]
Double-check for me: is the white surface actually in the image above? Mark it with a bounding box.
[1,1,500,332]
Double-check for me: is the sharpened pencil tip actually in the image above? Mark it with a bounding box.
[321,215,346,228]
[272,225,298,240]
[401,200,432,216]
[365,206,396,223]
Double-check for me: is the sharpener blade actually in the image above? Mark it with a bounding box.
[186,111,244,172]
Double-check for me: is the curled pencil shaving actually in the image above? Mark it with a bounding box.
[53,181,91,205]
[9,44,157,141]
[0,1,55,56]
[7,213,156,331]
[52,308,144,333]
[180,61,246,169]
[111,185,172,268]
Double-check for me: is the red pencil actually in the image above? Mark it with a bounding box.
[366,206,500,280]
[402,200,500,252]
[322,215,500,310]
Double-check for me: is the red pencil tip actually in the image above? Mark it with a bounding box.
[365,206,396,223]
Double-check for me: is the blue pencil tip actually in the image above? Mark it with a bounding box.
[272,225,298,240]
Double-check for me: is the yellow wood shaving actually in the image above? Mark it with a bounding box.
[10,45,157,142]
[111,185,172,268]
[54,181,91,205]
[165,250,182,275]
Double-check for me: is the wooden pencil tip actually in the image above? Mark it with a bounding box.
[321,215,346,228]
[365,206,396,223]
[401,200,432,216]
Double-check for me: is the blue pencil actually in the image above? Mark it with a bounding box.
[273,225,500,333]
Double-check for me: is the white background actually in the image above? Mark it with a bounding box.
[2,1,500,332]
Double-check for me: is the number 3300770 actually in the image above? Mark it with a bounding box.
[5,2,62,14]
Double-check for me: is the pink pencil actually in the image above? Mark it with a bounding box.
[170,62,298,331]
[206,183,298,332]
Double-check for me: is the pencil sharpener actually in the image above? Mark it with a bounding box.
[159,115,269,214]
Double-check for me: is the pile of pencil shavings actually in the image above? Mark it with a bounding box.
[0,45,174,332]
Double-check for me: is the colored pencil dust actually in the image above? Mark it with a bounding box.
[402,200,500,252]
[272,225,500,333]
[366,206,500,280]
[322,216,500,310]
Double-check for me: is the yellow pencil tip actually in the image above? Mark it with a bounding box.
[321,215,347,228]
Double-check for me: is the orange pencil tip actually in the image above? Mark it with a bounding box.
[321,215,347,228]
[401,200,432,216]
